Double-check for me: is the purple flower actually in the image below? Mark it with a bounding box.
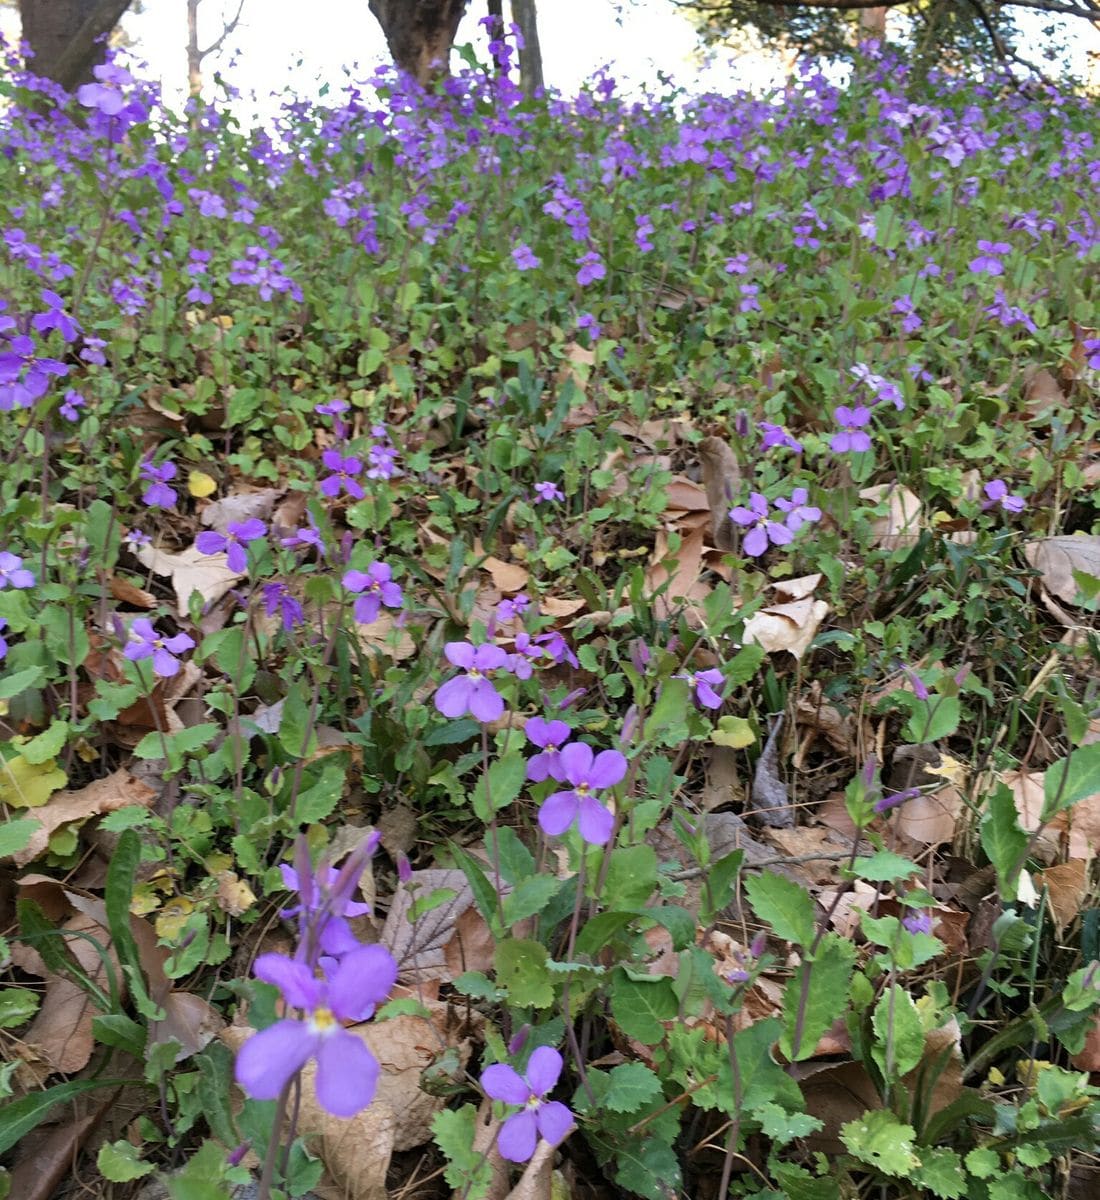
[262,582,305,631]
[738,283,761,313]
[902,665,930,701]
[576,312,601,339]
[195,519,267,574]
[0,552,35,590]
[0,618,7,661]
[534,481,564,503]
[481,1046,574,1163]
[674,668,725,710]
[830,406,873,454]
[315,399,349,418]
[139,459,177,509]
[759,422,802,454]
[31,290,80,343]
[319,450,365,501]
[576,252,606,287]
[1085,338,1100,371]
[892,294,923,334]
[512,243,540,271]
[367,443,400,480]
[123,529,150,552]
[849,364,904,411]
[525,717,572,782]
[728,493,794,558]
[508,632,543,680]
[774,487,822,532]
[903,910,933,936]
[343,562,402,624]
[59,389,85,421]
[76,63,135,116]
[534,630,579,669]
[873,786,921,815]
[280,518,325,555]
[235,944,397,1118]
[278,856,375,956]
[434,643,511,723]
[539,743,627,845]
[982,479,1025,513]
[497,593,531,624]
[123,618,195,678]
[969,240,1012,276]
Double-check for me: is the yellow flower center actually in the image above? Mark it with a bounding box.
[309,1006,338,1034]
[576,783,590,797]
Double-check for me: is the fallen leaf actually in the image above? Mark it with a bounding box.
[795,682,858,758]
[743,596,829,660]
[1023,535,1100,606]
[540,596,586,618]
[187,469,218,498]
[701,745,744,813]
[698,436,742,551]
[645,526,707,616]
[354,609,416,662]
[149,990,224,1062]
[199,487,281,531]
[381,869,478,982]
[12,770,156,867]
[1038,860,1088,932]
[107,575,157,608]
[10,1103,109,1200]
[859,483,922,550]
[136,542,243,617]
[891,784,963,846]
[479,553,529,593]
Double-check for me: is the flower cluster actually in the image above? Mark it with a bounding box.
[729,489,821,557]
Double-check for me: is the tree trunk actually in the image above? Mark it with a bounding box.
[859,5,887,36]
[187,0,202,96]
[366,0,469,84]
[511,0,542,96]
[18,0,134,91]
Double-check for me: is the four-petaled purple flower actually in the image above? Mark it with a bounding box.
[729,493,793,558]
[675,668,725,710]
[76,63,135,117]
[0,552,35,590]
[32,290,80,342]
[982,479,1025,514]
[481,1046,574,1163]
[539,742,627,845]
[434,642,511,723]
[830,405,873,454]
[576,251,606,286]
[235,944,397,1118]
[969,239,1011,276]
[59,389,85,421]
[525,717,572,782]
[534,630,579,668]
[343,562,402,625]
[139,458,177,509]
[759,422,802,454]
[123,618,195,678]
[774,487,822,532]
[196,519,267,573]
[319,450,365,500]
[903,910,933,936]
[512,243,540,271]
[534,481,564,503]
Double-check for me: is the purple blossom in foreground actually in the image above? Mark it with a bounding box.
[139,459,177,509]
[534,481,564,503]
[262,582,305,632]
[759,422,802,454]
[123,618,195,678]
[235,944,397,1118]
[319,450,365,500]
[497,593,531,624]
[0,552,35,590]
[32,290,80,343]
[893,294,923,334]
[982,479,1025,513]
[525,717,572,782]
[576,251,606,286]
[675,668,725,710]
[76,63,136,117]
[512,243,540,271]
[508,632,543,679]
[539,742,627,845]
[481,1046,574,1163]
[903,910,934,936]
[873,786,922,815]
[434,642,511,723]
[281,517,325,555]
[343,562,402,625]
[728,493,793,558]
[969,239,1011,276]
[984,290,1037,334]
[850,363,904,410]
[738,283,761,313]
[1085,338,1100,370]
[196,519,267,573]
[576,312,601,340]
[279,847,376,956]
[774,487,822,532]
[830,405,873,454]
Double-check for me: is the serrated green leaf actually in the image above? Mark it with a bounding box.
[133,723,221,761]
[495,938,553,1008]
[471,752,527,820]
[453,971,500,999]
[433,1104,493,1197]
[20,720,69,765]
[602,1062,663,1113]
[757,1100,823,1144]
[0,988,38,1029]
[772,1162,841,1200]
[0,817,39,859]
[840,1109,918,1176]
[502,874,560,926]
[98,1140,154,1182]
[964,1147,999,1179]
[744,872,815,946]
[853,850,919,882]
[0,666,45,701]
[605,844,658,909]
[165,1137,237,1200]
[643,678,691,745]
[781,933,855,1062]
[610,971,678,1043]
[913,1147,967,1198]
[981,782,1028,897]
[574,910,637,957]
[871,984,925,1079]
[613,1136,682,1200]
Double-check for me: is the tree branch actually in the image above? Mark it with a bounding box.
[199,0,246,60]
[710,0,1100,17]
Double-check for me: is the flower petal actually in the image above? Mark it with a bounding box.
[589,749,627,789]
[536,1100,574,1147]
[434,676,473,718]
[557,742,594,786]
[538,791,578,837]
[525,1046,563,1095]
[482,1062,530,1105]
[577,797,614,845]
[315,1030,380,1117]
[235,1020,317,1100]
[330,944,398,1020]
[468,679,504,723]
[254,953,324,1010]
[444,641,476,669]
[497,1110,538,1163]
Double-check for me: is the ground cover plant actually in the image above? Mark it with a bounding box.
[0,29,1099,1200]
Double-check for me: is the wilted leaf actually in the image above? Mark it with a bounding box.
[743,591,829,661]
[0,751,67,811]
[1023,535,1100,606]
[107,575,157,608]
[698,436,743,551]
[892,784,963,846]
[480,555,529,593]
[1037,860,1087,932]
[200,487,281,531]
[381,869,477,981]
[859,484,922,550]
[136,542,243,616]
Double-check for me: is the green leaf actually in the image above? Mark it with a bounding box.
[744,872,815,946]
[903,696,959,744]
[840,1109,918,1176]
[195,1043,240,1149]
[20,720,69,765]
[757,1101,823,1144]
[0,988,38,1029]
[98,1140,154,1182]
[0,817,39,859]
[643,678,691,745]
[165,1138,237,1200]
[423,718,480,747]
[912,1148,967,1198]
[294,759,347,824]
[494,938,553,1009]
[610,971,678,1043]
[0,666,45,701]
[453,971,501,1000]
[450,843,502,936]
[433,1104,493,1198]
[772,1163,841,1200]
[470,752,527,820]
[133,723,220,762]
[605,845,658,909]
[853,850,919,882]
[574,910,637,957]
[964,1147,1000,1179]
[1042,743,1100,820]
[724,643,765,687]
[613,1136,682,1200]
[871,984,925,1079]
[106,829,163,1022]
[780,933,855,1062]
[0,1078,126,1154]
[502,875,560,925]
[711,715,755,749]
[633,904,695,950]
[494,825,534,884]
[700,849,743,925]
[981,781,1028,897]
[602,1062,664,1113]
[93,1013,147,1057]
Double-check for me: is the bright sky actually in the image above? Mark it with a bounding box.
[2,0,1097,120]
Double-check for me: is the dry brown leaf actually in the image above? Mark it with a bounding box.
[859,483,922,550]
[799,1061,882,1153]
[108,574,157,608]
[381,869,478,982]
[890,784,963,846]
[701,745,744,814]
[645,526,707,616]
[773,573,823,603]
[902,1019,964,1118]
[149,990,224,1062]
[136,542,243,616]
[481,555,529,593]
[354,609,416,661]
[743,596,829,660]
[1022,365,1064,415]
[540,596,586,618]
[13,770,156,867]
[698,436,742,551]
[764,826,850,886]
[1071,1016,1100,1072]
[795,683,858,757]
[1038,860,1088,932]
[1023,535,1100,606]
[665,477,710,512]
[502,1138,558,1200]
[10,1104,107,1200]
[200,487,281,532]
